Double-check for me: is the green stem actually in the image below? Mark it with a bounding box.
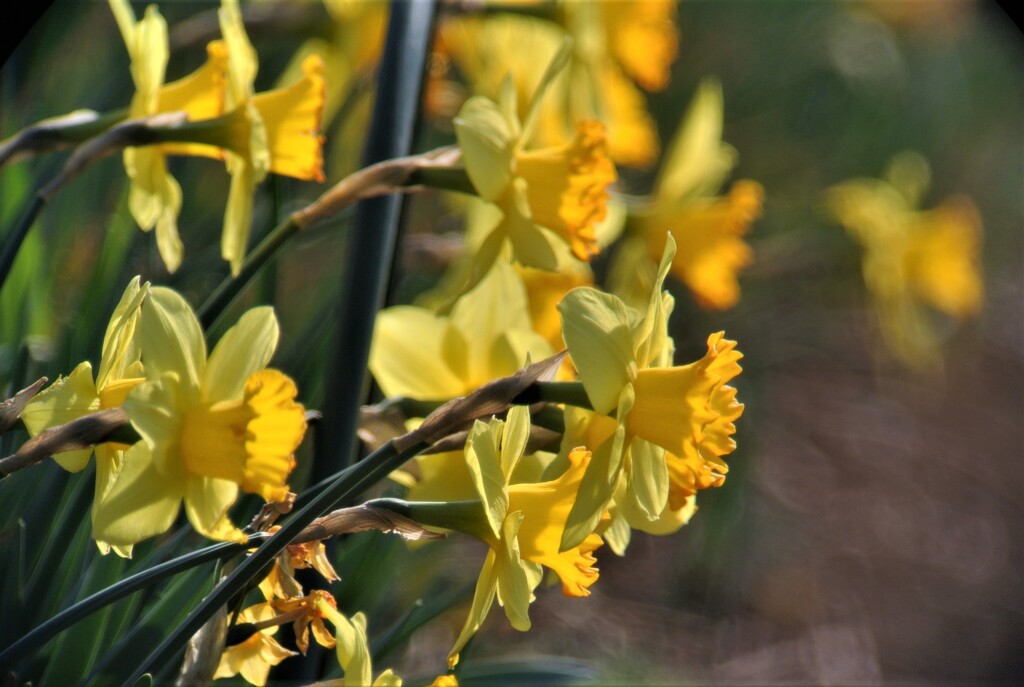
[197,215,300,331]
[120,438,429,686]
[0,533,268,669]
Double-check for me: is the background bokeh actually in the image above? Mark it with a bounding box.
[1,1,1021,685]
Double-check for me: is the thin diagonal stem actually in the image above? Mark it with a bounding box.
[0,534,268,670]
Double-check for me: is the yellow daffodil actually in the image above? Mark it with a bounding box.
[393,407,603,668]
[109,0,229,273]
[454,41,616,279]
[446,407,603,668]
[21,277,149,557]
[91,287,306,546]
[310,597,402,687]
[370,262,552,502]
[630,78,763,310]
[214,602,297,686]
[215,0,326,274]
[557,235,744,549]
[827,151,983,368]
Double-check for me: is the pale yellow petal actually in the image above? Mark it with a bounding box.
[202,306,279,404]
[92,442,184,547]
[370,307,467,399]
[140,287,205,400]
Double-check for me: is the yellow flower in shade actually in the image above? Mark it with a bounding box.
[310,597,402,687]
[632,78,763,310]
[370,262,552,502]
[827,152,983,368]
[271,590,339,655]
[108,0,229,273]
[557,235,744,550]
[91,287,306,546]
[21,277,149,557]
[214,602,297,686]
[215,0,326,274]
[259,531,340,601]
[454,42,616,278]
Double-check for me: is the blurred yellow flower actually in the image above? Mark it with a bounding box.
[108,0,228,273]
[214,602,296,686]
[370,262,552,502]
[438,1,676,168]
[21,277,148,557]
[827,151,983,368]
[454,43,616,277]
[634,78,763,310]
[92,288,306,546]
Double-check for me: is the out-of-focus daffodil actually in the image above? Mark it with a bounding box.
[310,597,402,687]
[438,2,676,168]
[827,151,983,368]
[91,287,306,546]
[215,0,326,274]
[557,235,744,549]
[628,78,763,310]
[109,0,229,273]
[371,261,553,501]
[454,42,616,279]
[21,277,149,557]
[214,602,297,686]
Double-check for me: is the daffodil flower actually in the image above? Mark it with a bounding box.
[370,261,553,502]
[628,78,763,311]
[310,597,402,687]
[214,601,297,686]
[109,0,229,273]
[91,287,306,546]
[454,41,616,280]
[21,277,149,556]
[215,0,326,275]
[391,407,603,668]
[557,235,744,549]
[827,151,983,368]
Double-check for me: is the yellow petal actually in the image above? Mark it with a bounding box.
[455,96,515,202]
[251,55,326,182]
[464,418,509,539]
[157,40,229,160]
[370,307,468,399]
[139,287,205,399]
[202,306,280,404]
[492,510,534,631]
[91,442,184,547]
[656,78,737,200]
[448,549,498,669]
[515,120,616,262]
[96,276,147,390]
[557,287,636,414]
